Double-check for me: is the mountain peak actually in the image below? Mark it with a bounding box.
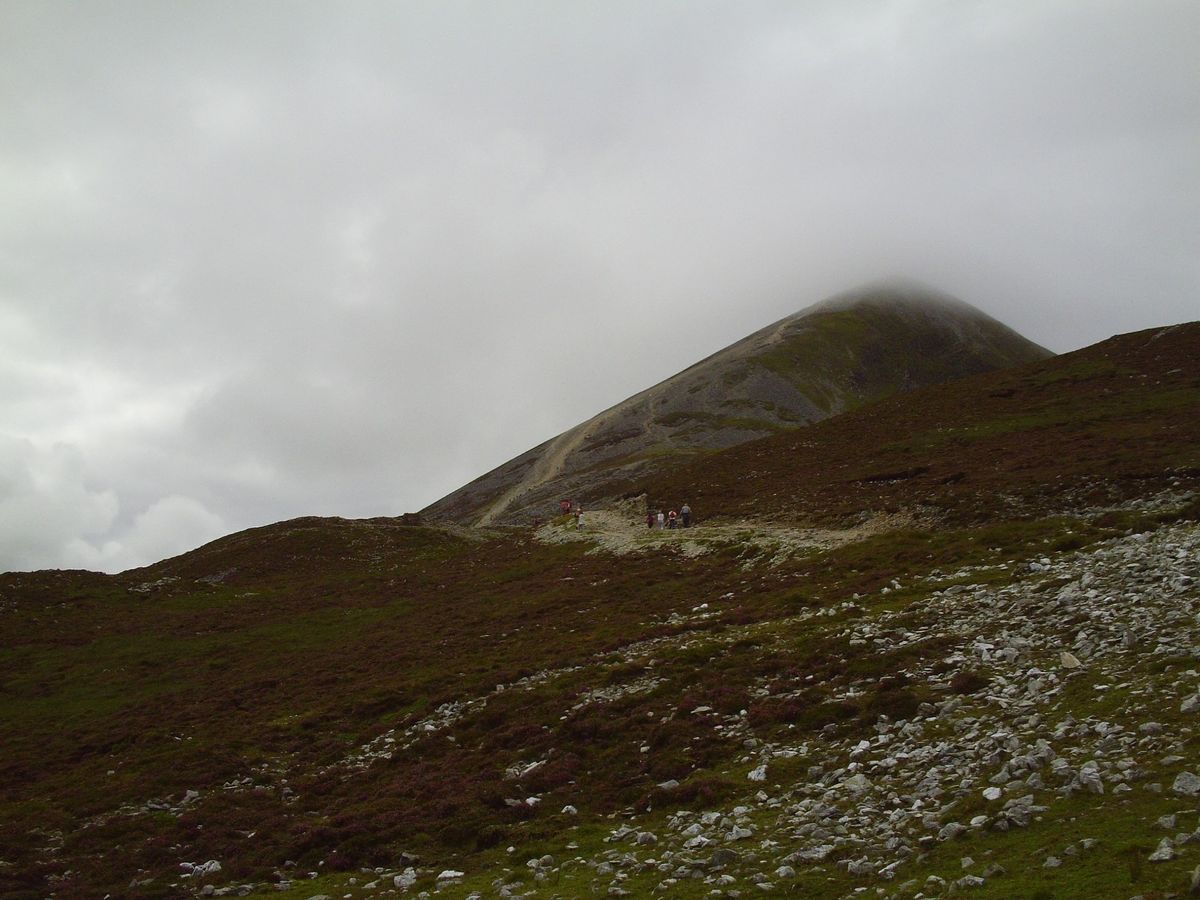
[424,283,1052,525]
[811,276,972,312]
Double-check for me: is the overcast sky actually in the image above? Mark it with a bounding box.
[2,1,1197,574]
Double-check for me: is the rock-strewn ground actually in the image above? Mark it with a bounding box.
[233,496,1198,899]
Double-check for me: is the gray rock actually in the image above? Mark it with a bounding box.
[939,822,967,841]
[393,867,417,890]
[709,849,739,868]
[1181,695,1199,714]
[792,844,835,862]
[1148,838,1177,862]
[1078,768,1105,794]
[846,857,874,876]
[1044,856,1062,868]
[842,773,871,794]
[1173,772,1200,798]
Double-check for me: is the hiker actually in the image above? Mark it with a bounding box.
[576,509,585,530]
[668,509,678,529]
[646,510,655,529]
[681,502,691,528]
[656,510,665,529]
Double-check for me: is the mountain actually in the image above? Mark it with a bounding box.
[422,280,1052,526]
[1,319,1197,899]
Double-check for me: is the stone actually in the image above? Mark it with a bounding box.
[793,844,835,862]
[562,805,578,815]
[393,868,417,891]
[709,849,739,868]
[748,764,767,782]
[1148,838,1177,862]
[842,773,871,794]
[1182,695,1200,714]
[846,857,874,876]
[1060,651,1082,669]
[1158,814,1178,830]
[1173,772,1200,798]
[436,869,465,881]
[939,822,967,841]
[1044,857,1062,868]
[635,832,657,846]
[1078,768,1105,794]
[983,786,1002,801]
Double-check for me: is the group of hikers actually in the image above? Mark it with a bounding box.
[562,501,694,532]
[647,503,691,529]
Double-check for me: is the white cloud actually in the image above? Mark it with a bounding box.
[63,494,226,573]
[0,436,118,571]
[0,1,1196,572]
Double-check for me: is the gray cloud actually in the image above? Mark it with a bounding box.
[2,1,1197,572]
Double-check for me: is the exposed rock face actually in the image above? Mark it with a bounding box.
[422,281,1052,525]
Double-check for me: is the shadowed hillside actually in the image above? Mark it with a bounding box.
[1,322,1197,899]
[422,281,1052,526]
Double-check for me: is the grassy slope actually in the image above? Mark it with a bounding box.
[627,323,1200,526]
[0,324,1195,898]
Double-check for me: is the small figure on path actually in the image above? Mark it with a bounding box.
[646,510,655,529]
[668,509,678,529]
[656,510,665,530]
[576,509,585,531]
[681,503,691,528]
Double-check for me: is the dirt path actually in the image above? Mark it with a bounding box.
[475,413,611,526]
[538,499,928,564]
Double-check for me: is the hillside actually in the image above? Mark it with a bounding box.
[1,322,1198,899]
[422,281,1052,526]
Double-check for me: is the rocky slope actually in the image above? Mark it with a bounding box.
[422,281,1052,526]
